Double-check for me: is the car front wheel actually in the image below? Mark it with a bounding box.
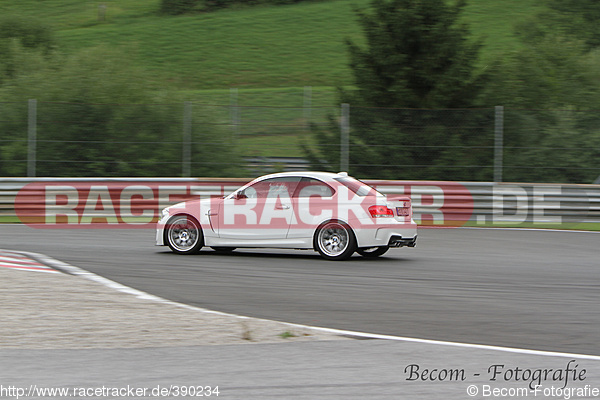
[165,215,204,254]
[314,221,356,261]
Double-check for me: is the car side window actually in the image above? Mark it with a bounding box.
[243,177,301,199]
[293,177,335,198]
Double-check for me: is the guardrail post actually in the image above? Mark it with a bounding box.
[27,99,37,177]
[340,103,350,172]
[494,105,504,183]
[182,101,192,177]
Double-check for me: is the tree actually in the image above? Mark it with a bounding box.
[159,0,303,14]
[159,0,200,15]
[0,16,54,85]
[480,35,600,183]
[545,0,600,50]
[514,1,600,53]
[0,16,54,52]
[346,0,483,109]
[0,46,243,177]
[305,0,489,180]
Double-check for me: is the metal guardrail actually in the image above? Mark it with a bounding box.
[1,178,599,227]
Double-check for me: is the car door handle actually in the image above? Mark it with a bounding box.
[275,204,290,210]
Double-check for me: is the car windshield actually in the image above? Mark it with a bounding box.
[334,177,381,197]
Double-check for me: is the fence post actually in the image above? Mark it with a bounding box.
[27,99,37,178]
[98,3,107,21]
[494,105,504,183]
[340,103,350,172]
[182,101,192,177]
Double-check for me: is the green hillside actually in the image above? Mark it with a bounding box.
[0,0,546,160]
[1,0,544,90]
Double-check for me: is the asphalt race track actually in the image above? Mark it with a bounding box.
[1,225,598,356]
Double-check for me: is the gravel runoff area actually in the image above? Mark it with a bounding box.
[0,253,349,349]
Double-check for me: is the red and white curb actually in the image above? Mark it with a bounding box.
[0,250,59,273]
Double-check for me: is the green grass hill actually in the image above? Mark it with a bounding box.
[0,0,545,159]
[2,0,543,91]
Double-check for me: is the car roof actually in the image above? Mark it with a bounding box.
[254,171,350,181]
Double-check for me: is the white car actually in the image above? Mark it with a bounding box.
[156,171,417,260]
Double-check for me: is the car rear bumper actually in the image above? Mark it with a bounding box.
[354,219,417,248]
[388,234,417,248]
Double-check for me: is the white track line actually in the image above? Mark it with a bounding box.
[12,249,600,362]
[458,227,600,234]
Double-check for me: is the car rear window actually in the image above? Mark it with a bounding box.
[293,177,335,198]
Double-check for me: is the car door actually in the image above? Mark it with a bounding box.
[287,177,336,240]
[217,177,300,241]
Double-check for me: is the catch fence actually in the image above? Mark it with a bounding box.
[0,95,598,183]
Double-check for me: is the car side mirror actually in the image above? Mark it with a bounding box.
[234,191,247,200]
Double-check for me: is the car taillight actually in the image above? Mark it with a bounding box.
[368,205,394,218]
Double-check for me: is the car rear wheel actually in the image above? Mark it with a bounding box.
[314,221,356,261]
[357,246,389,258]
[165,215,203,254]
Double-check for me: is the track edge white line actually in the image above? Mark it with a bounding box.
[10,249,600,362]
